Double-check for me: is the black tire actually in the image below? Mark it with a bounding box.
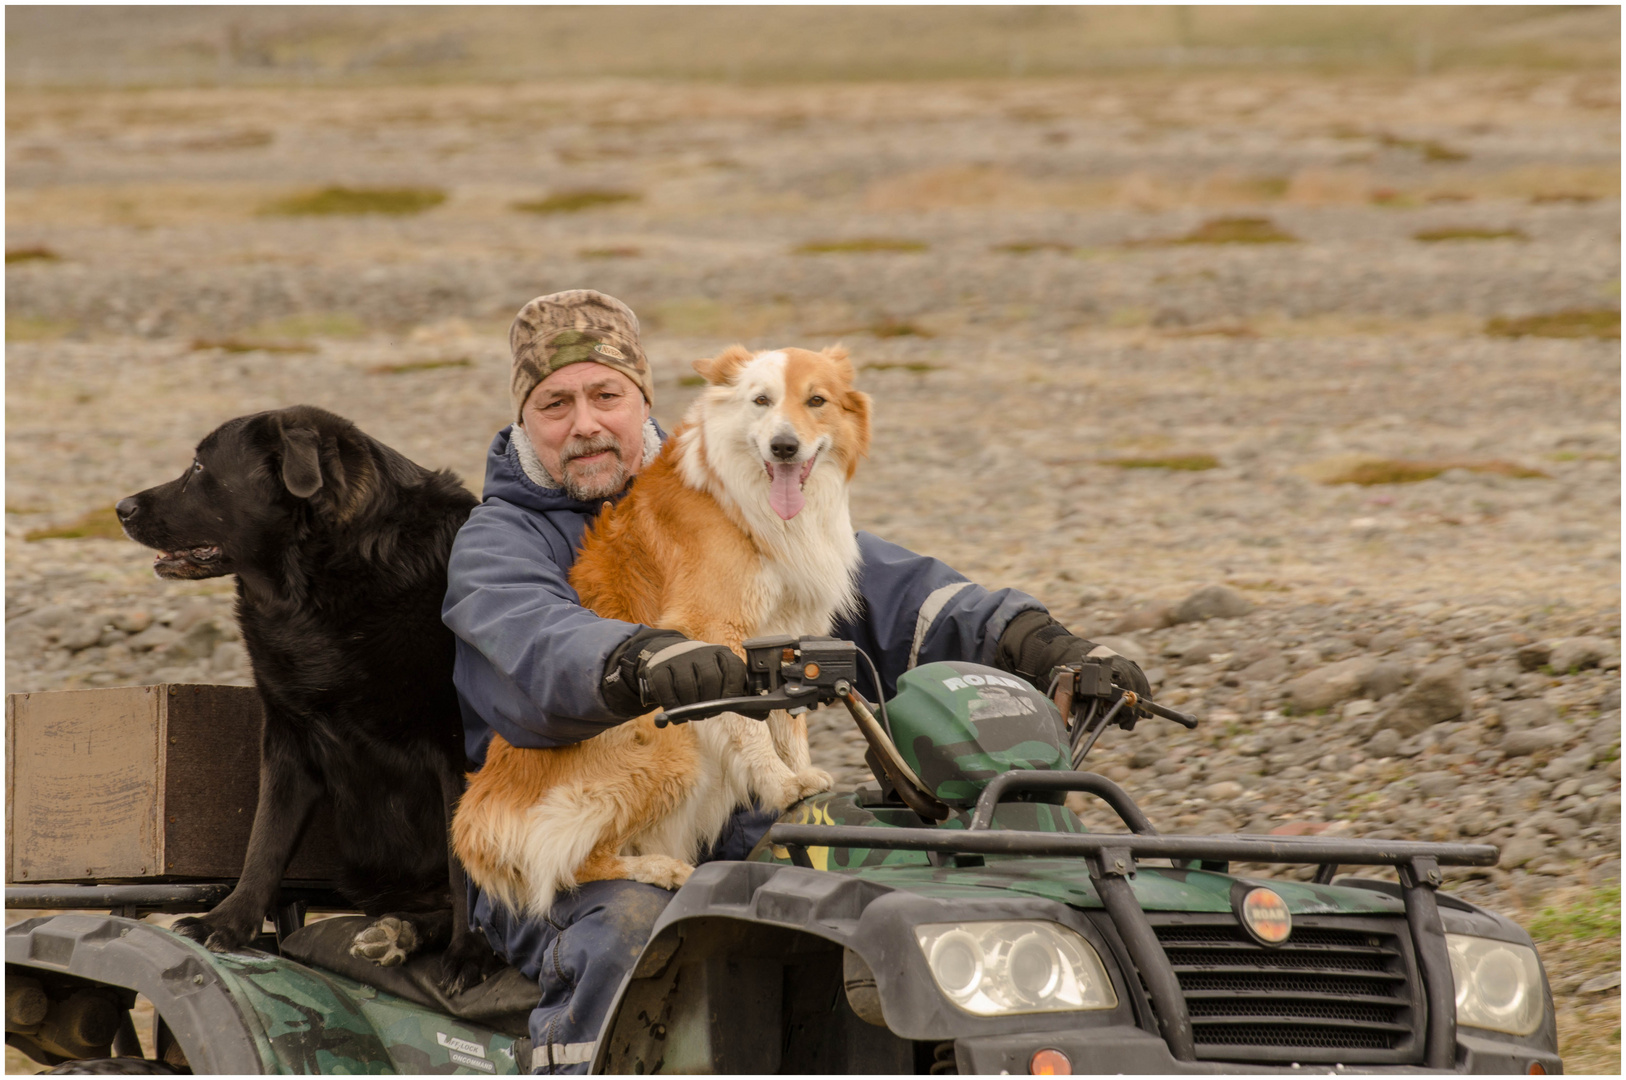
[47,1060,182,1076]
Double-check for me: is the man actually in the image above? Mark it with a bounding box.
[443,289,1149,1073]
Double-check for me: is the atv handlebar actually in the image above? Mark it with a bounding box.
[653,636,861,726]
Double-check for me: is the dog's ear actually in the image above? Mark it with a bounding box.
[277,421,324,498]
[693,344,754,386]
[842,389,872,478]
[821,342,854,382]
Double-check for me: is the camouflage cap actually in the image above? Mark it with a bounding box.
[510,289,653,417]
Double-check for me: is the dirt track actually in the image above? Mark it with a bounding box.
[6,71,1620,1069]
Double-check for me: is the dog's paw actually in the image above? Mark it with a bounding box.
[627,856,694,891]
[437,933,505,997]
[793,767,834,799]
[171,915,255,954]
[349,916,421,968]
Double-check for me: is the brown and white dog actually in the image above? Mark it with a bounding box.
[452,343,871,916]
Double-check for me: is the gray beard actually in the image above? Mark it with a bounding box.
[514,418,662,497]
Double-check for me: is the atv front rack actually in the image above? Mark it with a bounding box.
[5,882,350,945]
[769,771,1498,1071]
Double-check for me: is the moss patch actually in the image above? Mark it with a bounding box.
[1414,227,1526,242]
[862,361,943,373]
[191,338,314,354]
[1317,458,1550,485]
[1378,134,1469,162]
[1102,454,1220,471]
[993,240,1074,254]
[514,190,640,214]
[794,237,928,255]
[366,358,473,375]
[5,317,74,342]
[1169,216,1297,245]
[253,313,368,339]
[579,246,642,258]
[262,186,447,216]
[25,505,126,542]
[678,374,707,387]
[6,246,59,264]
[1486,309,1619,340]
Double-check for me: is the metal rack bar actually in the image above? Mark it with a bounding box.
[966,771,1158,835]
[768,824,1498,867]
[5,883,349,914]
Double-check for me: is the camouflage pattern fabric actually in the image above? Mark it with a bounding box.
[509,289,653,417]
[207,946,526,1074]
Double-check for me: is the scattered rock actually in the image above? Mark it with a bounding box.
[1089,635,1149,667]
[1499,698,1558,731]
[1130,747,1162,769]
[1170,584,1252,624]
[166,618,225,663]
[1368,728,1402,758]
[1579,972,1622,994]
[1515,642,1553,671]
[109,609,153,634]
[1501,725,1572,756]
[1550,636,1616,673]
[1364,661,1409,700]
[1241,655,1289,683]
[1586,716,1621,747]
[1285,657,1376,712]
[127,623,181,653]
[57,615,108,652]
[1377,658,1470,737]
[1415,772,1457,799]
[1499,837,1545,869]
[1203,780,1244,801]
[210,641,247,674]
[1108,605,1174,633]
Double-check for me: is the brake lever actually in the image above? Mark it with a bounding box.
[654,682,828,727]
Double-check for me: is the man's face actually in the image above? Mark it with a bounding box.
[521,362,650,501]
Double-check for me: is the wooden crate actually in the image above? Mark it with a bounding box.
[6,684,339,884]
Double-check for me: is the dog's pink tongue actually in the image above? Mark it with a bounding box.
[768,463,805,520]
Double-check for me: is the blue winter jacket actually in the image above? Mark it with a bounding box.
[443,425,1046,766]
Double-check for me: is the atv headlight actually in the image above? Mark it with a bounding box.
[915,921,1117,1016]
[1447,934,1545,1036]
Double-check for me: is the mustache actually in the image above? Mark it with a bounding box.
[561,433,622,466]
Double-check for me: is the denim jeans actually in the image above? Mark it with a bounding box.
[469,804,778,1074]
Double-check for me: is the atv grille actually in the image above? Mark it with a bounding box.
[1147,915,1421,1064]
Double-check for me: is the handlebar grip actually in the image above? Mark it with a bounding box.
[1139,699,1199,728]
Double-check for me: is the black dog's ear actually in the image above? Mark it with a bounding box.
[278,423,324,498]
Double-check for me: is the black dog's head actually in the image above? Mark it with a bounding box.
[117,405,392,584]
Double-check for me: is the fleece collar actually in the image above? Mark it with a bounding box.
[511,417,663,491]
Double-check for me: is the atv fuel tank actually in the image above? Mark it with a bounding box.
[887,662,1069,806]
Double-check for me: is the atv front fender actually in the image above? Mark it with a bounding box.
[7,913,266,1073]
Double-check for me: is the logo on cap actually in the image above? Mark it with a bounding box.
[592,343,627,360]
[1239,887,1292,945]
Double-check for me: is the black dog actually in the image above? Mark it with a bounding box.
[117,405,498,992]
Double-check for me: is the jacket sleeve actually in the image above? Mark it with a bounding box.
[442,501,643,755]
[833,531,1047,701]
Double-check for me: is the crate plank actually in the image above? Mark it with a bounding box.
[7,684,339,884]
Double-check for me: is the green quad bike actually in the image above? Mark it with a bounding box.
[7,637,1562,1074]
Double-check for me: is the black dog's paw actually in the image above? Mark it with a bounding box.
[170,914,255,954]
[437,933,504,996]
[349,916,421,968]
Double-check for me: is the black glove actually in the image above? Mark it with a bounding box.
[603,628,749,717]
[996,609,1151,699]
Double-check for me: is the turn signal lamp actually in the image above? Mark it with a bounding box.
[1029,1048,1072,1075]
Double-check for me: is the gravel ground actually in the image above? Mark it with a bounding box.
[6,71,1619,1070]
